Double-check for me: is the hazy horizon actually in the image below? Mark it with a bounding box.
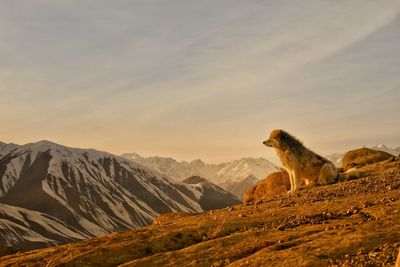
[1,1,400,163]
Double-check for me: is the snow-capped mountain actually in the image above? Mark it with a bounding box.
[218,174,259,200]
[122,153,278,183]
[122,153,279,199]
[182,176,240,210]
[211,158,278,184]
[0,141,238,250]
[369,144,400,156]
[325,153,344,167]
[121,153,223,181]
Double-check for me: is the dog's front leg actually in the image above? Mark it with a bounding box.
[292,170,301,191]
[287,169,295,193]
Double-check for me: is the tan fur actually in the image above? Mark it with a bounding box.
[263,129,338,193]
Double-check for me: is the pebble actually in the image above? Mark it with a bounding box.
[276,225,285,231]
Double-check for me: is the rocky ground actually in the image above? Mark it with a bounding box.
[1,156,399,266]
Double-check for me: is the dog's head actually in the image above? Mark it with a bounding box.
[263,129,291,149]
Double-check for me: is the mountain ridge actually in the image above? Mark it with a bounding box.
[121,153,279,199]
[0,141,239,250]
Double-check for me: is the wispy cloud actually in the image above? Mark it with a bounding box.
[0,0,399,161]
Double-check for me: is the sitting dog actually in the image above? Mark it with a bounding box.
[263,129,338,193]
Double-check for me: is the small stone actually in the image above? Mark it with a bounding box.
[363,202,371,208]
[277,225,285,231]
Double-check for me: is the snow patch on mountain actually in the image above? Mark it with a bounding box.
[211,158,278,185]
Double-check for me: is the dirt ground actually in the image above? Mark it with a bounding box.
[1,157,400,267]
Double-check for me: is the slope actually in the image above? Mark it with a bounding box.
[2,154,399,266]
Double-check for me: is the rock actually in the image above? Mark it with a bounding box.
[396,249,400,267]
[243,171,290,204]
[342,148,393,170]
[276,225,285,231]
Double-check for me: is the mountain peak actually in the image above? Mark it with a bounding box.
[121,152,142,159]
[24,140,65,150]
[39,140,63,147]
[190,159,205,166]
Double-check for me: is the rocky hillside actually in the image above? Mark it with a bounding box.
[0,141,239,250]
[2,152,399,266]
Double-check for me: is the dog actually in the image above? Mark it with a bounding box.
[263,129,338,193]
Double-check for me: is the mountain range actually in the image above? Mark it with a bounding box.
[0,141,239,250]
[121,153,279,199]
[2,140,396,251]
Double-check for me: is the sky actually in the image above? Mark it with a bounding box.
[0,0,400,163]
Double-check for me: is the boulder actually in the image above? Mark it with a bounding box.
[243,171,290,204]
[342,148,393,170]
